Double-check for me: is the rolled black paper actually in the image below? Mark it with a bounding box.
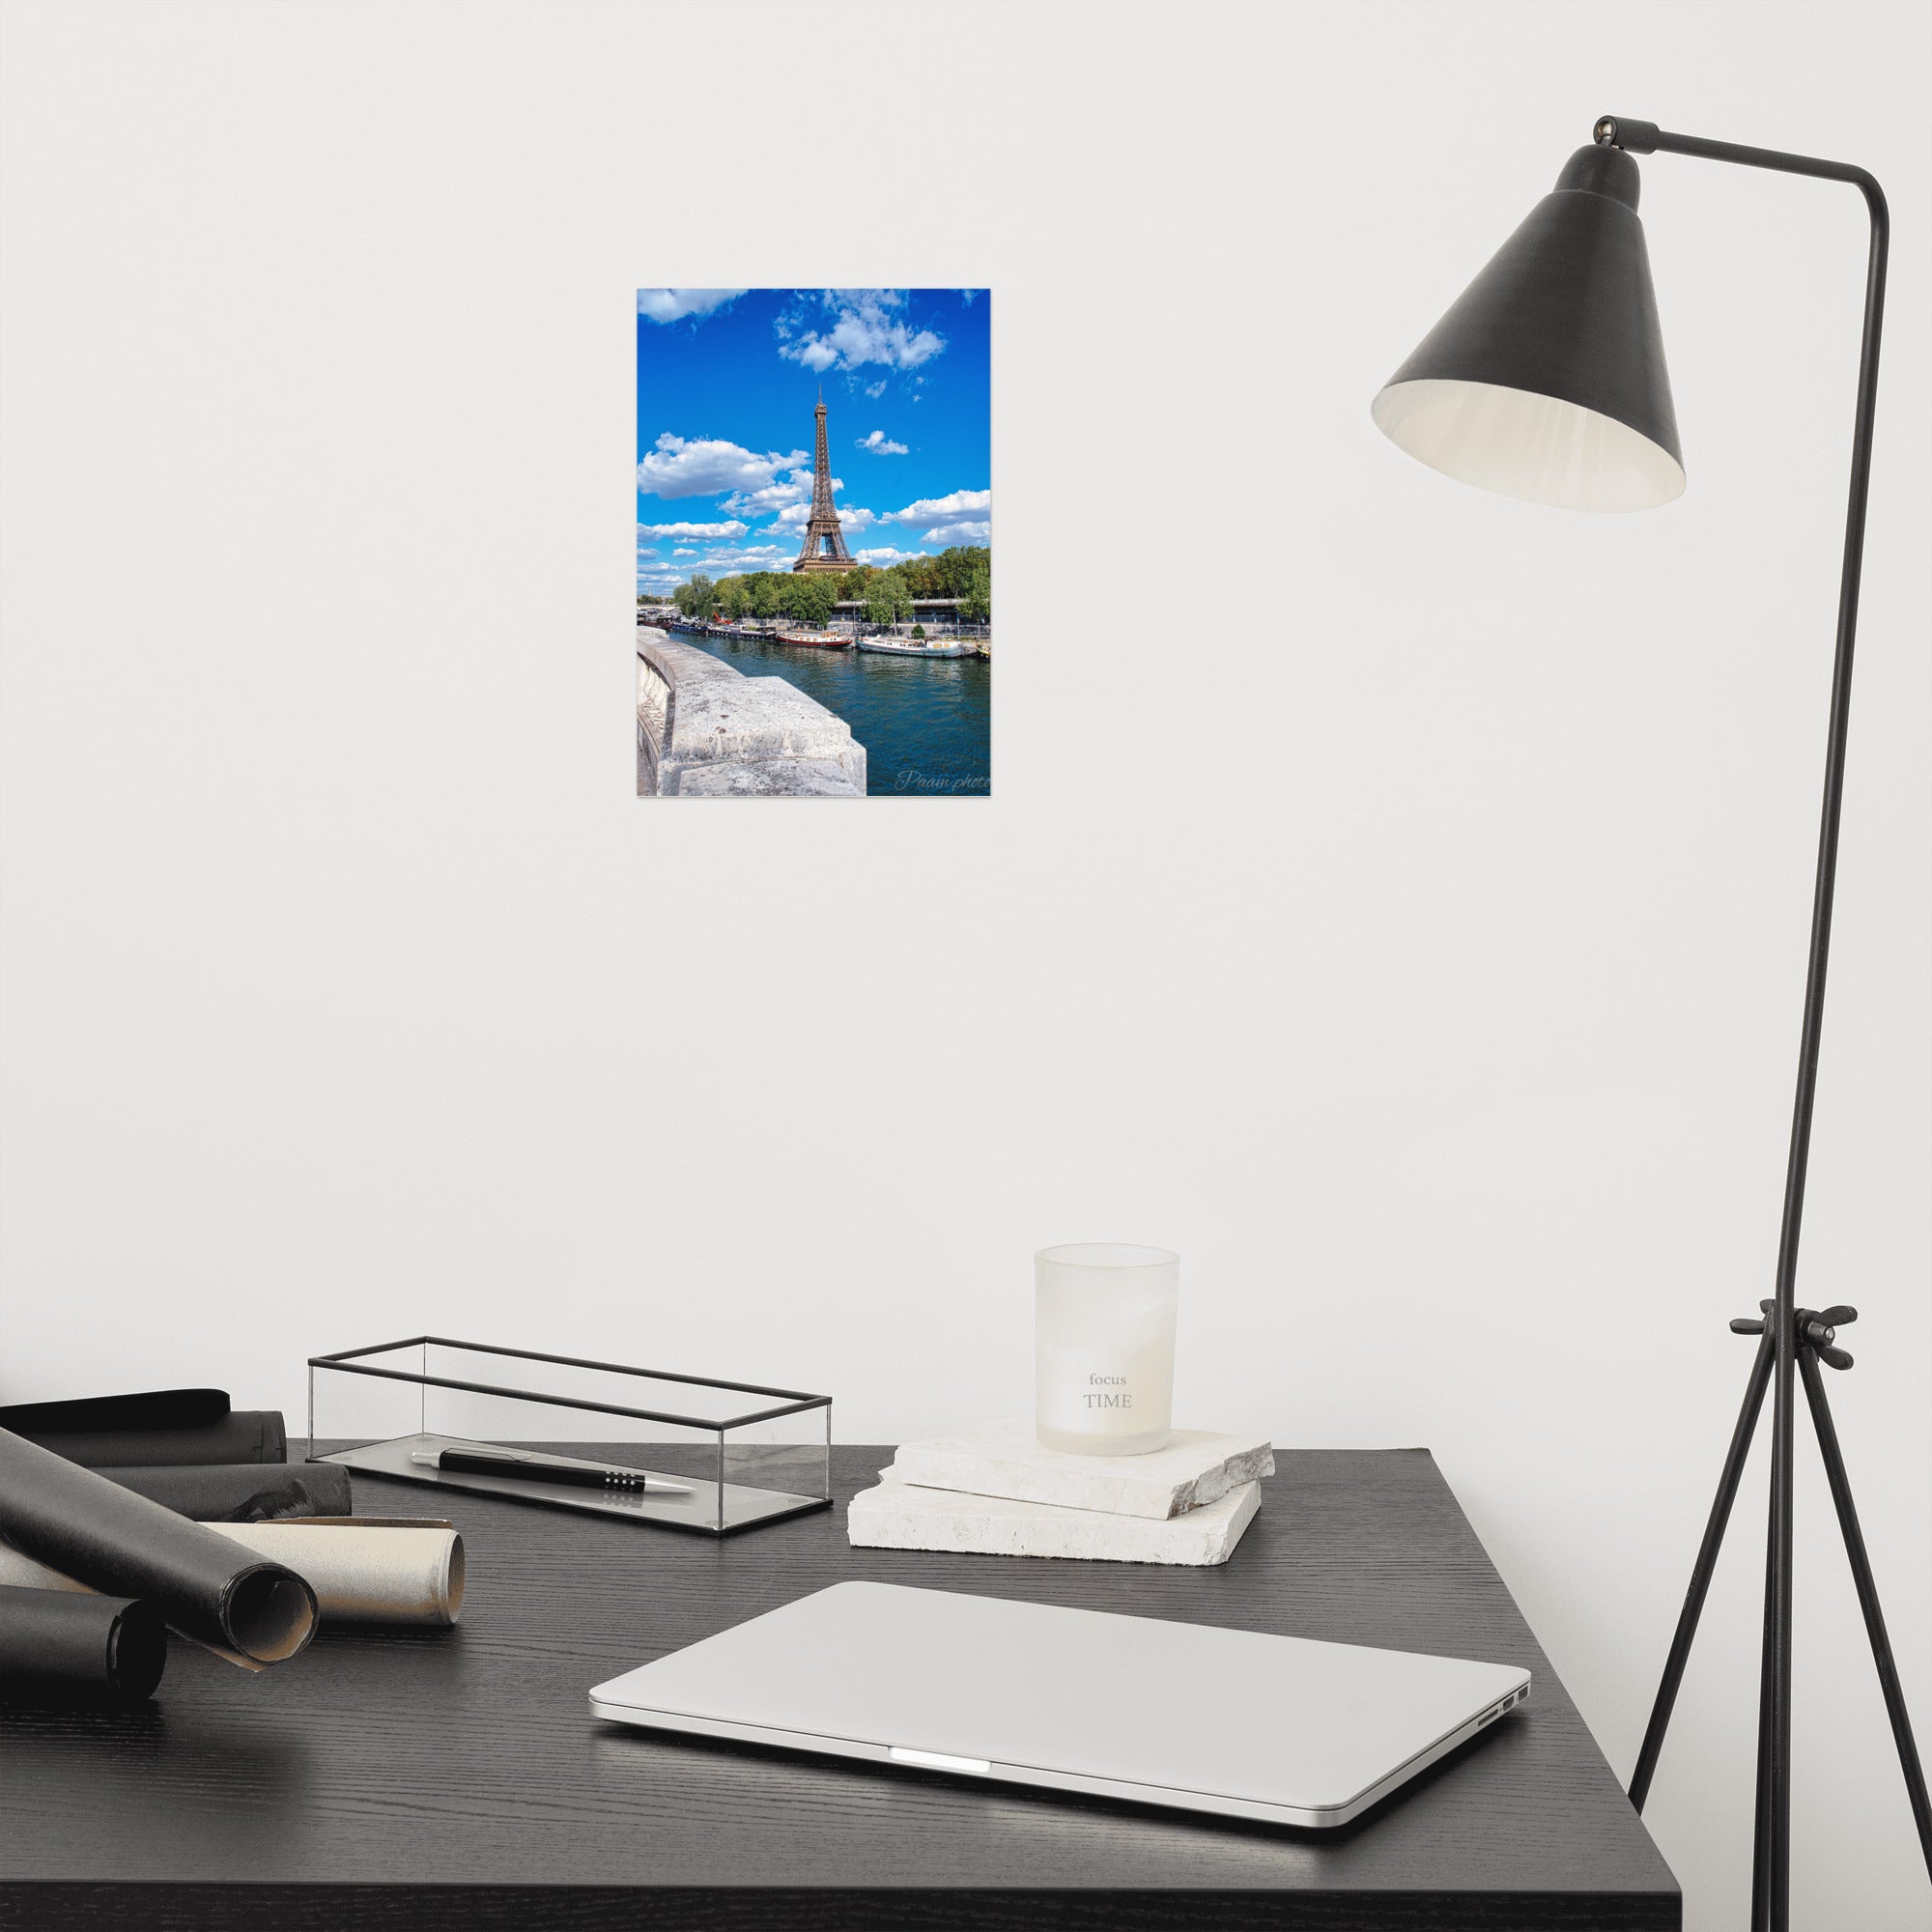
[0,1389,229,1435]
[98,1463,354,1521]
[5,1409,286,1467]
[0,1584,168,1701]
[0,1428,316,1666]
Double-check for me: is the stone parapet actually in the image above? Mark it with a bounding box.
[636,628,867,798]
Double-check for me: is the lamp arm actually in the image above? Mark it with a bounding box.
[1594,115,1885,205]
[1597,115,1893,1930]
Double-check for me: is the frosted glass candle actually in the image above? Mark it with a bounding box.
[1034,1243,1179,1456]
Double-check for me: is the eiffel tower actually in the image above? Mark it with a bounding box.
[792,390,855,575]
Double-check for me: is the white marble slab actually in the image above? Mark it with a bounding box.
[847,1467,1262,1566]
[891,1417,1274,1520]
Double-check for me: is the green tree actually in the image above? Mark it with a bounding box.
[686,574,715,619]
[931,546,975,598]
[750,572,786,619]
[838,564,873,602]
[959,560,990,626]
[792,576,837,628]
[867,572,913,628]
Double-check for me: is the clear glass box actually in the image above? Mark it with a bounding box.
[307,1337,832,1536]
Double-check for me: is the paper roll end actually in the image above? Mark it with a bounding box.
[440,1535,466,1625]
[105,1599,168,1699]
[222,1566,318,1662]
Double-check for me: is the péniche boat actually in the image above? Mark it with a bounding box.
[855,635,980,658]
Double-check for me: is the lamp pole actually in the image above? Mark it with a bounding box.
[1588,119,1922,1932]
[1375,107,1926,1930]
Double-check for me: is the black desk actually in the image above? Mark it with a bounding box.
[0,1446,1679,1930]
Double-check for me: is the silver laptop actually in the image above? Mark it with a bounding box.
[588,1580,1530,1828]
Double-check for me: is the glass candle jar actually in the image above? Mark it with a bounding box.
[1034,1243,1179,1456]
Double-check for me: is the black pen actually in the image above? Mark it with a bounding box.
[411,1445,691,1495]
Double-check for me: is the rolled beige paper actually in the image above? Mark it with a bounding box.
[0,1519,464,1628]
[203,1520,465,1626]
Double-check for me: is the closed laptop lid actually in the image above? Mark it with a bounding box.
[589,1580,1529,1818]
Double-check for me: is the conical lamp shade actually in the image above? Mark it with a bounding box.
[1373,145,1684,512]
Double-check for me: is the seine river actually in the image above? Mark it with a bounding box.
[683,633,990,797]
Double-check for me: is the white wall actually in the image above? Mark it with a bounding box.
[2,3,1926,1924]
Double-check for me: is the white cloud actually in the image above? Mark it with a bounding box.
[920,521,991,546]
[857,430,909,455]
[886,488,992,527]
[637,289,747,324]
[672,547,698,557]
[638,434,810,500]
[685,544,793,573]
[864,380,886,399]
[721,469,818,515]
[773,502,875,535]
[779,290,946,374]
[638,519,750,540]
[853,546,923,566]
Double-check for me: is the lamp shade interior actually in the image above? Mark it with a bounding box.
[1372,377,1685,512]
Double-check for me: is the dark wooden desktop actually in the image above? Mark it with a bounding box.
[0,1446,1679,1930]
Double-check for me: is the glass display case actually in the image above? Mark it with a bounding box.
[308,1336,832,1536]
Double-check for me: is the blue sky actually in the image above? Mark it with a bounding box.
[637,289,989,595]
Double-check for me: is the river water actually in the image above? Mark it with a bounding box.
[682,632,991,798]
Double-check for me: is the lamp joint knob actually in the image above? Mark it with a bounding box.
[1594,115,1661,155]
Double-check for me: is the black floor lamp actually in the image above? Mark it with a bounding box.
[1370,116,1928,1931]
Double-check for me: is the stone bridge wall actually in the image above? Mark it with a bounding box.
[636,628,867,798]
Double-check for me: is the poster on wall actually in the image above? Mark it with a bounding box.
[637,289,991,799]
